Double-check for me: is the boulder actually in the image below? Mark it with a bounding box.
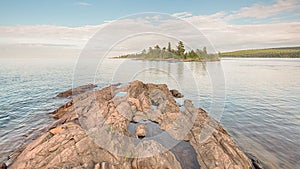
[170,89,184,98]
[6,80,259,169]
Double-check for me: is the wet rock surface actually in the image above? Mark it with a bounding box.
[246,153,264,169]
[6,81,257,169]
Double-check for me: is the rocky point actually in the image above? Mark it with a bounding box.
[4,81,261,169]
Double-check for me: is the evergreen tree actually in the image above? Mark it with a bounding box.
[167,42,172,52]
[117,41,220,61]
[154,45,160,50]
[203,47,207,55]
[148,47,153,57]
[162,47,166,59]
[176,41,185,58]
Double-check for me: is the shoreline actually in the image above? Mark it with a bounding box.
[112,57,221,62]
[220,57,300,60]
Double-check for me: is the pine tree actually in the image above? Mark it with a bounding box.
[176,41,185,58]
[167,42,172,52]
[203,47,207,55]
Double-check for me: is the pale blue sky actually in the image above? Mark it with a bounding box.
[0,0,298,26]
[0,0,299,56]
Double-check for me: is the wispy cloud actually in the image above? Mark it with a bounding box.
[170,12,300,52]
[168,0,300,52]
[0,25,102,49]
[294,13,300,16]
[104,20,116,23]
[172,12,193,19]
[75,2,92,6]
[1,1,300,58]
[226,0,300,20]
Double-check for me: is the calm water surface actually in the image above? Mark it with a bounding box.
[0,57,299,168]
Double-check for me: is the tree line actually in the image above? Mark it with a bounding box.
[118,41,220,61]
[220,47,300,58]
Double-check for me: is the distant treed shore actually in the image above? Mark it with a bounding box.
[220,47,300,58]
[116,41,220,62]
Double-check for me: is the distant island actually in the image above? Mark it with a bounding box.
[220,47,300,58]
[116,41,220,62]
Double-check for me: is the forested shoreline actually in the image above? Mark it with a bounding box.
[220,47,300,58]
[117,41,220,62]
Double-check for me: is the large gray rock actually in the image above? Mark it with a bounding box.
[6,81,256,169]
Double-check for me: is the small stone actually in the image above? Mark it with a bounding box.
[135,124,146,138]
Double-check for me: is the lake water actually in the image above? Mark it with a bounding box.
[0,57,299,168]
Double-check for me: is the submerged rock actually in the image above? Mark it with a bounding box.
[57,83,97,98]
[7,81,257,169]
[0,162,7,169]
[246,153,264,169]
[170,89,184,98]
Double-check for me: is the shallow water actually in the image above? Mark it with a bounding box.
[128,120,200,169]
[0,57,299,168]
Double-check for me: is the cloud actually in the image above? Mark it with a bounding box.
[226,0,300,20]
[294,13,300,16]
[167,1,300,51]
[179,11,300,51]
[1,1,300,58]
[1,16,300,57]
[172,12,193,19]
[0,25,103,57]
[104,20,117,23]
[0,25,102,48]
[75,2,92,6]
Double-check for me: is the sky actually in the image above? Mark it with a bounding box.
[0,0,299,57]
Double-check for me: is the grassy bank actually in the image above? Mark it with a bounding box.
[220,47,300,58]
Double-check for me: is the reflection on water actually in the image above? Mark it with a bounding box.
[0,57,299,169]
[96,58,212,111]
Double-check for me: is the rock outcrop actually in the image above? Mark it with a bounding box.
[57,84,97,98]
[6,81,255,169]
